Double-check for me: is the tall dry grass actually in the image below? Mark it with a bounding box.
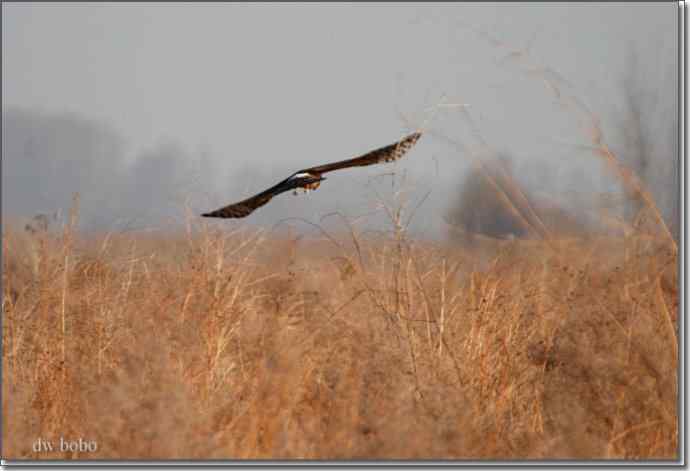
[2,190,678,459]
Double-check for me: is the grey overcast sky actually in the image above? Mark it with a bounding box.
[2,3,678,235]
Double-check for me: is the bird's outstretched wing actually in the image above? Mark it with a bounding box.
[302,131,422,175]
[201,191,275,219]
[201,177,292,218]
[202,131,422,219]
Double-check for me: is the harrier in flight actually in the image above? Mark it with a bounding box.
[202,131,422,219]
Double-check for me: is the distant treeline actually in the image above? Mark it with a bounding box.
[2,108,221,231]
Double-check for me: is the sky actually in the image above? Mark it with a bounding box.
[1,3,679,237]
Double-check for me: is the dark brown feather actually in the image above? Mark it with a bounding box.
[201,178,290,218]
[303,132,422,175]
[201,192,274,218]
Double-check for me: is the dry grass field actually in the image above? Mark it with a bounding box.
[2,194,679,460]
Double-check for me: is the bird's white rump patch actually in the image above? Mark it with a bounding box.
[289,172,313,180]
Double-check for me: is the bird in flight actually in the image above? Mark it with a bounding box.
[202,131,422,219]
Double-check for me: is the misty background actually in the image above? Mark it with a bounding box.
[2,3,679,238]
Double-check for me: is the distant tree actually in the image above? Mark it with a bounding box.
[2,108,223,231]
[446,153,531,240]
[616,49,679,239]
[2,108,126,226]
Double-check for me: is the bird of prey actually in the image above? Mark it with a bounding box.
[202,131,422,219]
